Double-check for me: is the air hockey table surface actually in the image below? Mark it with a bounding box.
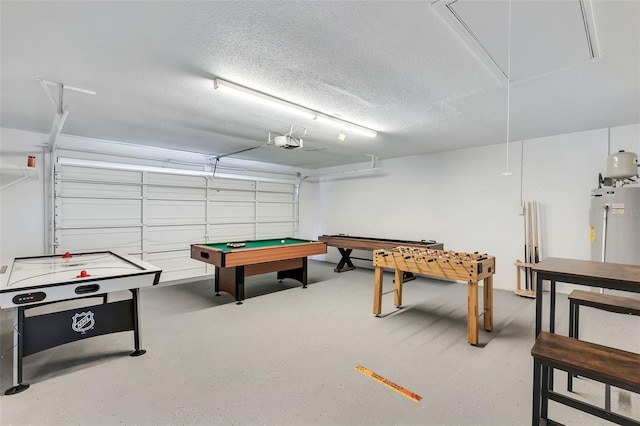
[0,251,161,308]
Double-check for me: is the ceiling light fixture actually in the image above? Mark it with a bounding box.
[213,78,377,138]
[314,115,377,138]
[57,157,295,183]
[214,79,315,119]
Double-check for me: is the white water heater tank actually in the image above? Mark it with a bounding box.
[606,150,638,179]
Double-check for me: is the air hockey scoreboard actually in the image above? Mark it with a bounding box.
[0,251,161,395]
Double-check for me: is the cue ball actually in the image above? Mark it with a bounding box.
[281,240,285,243]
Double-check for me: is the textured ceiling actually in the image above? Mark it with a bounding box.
[1,1,639,169]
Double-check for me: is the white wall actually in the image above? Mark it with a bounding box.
[299,123,640,292]
[0,128,49,261]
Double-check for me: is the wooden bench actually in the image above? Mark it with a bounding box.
[531,331,640,425]
[568,290,640,398]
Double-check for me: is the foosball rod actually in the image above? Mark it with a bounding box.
[387,251,476,276]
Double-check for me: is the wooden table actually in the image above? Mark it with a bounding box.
[532,257,640,423]
[318,234,443,273]
[372,246,495,346]
[533,257,640,336]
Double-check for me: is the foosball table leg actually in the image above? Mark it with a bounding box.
[394,269,404,307]
[373,267,383,316]
[467,280,479,345]
[483,275,493,331]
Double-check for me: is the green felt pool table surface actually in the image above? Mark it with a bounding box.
[200,238,316,251]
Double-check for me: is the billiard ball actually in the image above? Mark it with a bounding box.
[281,240,285,243]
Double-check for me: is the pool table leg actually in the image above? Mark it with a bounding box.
[276,257,308,288]
[215,266,245,304]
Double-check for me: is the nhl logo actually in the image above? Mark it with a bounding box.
[71,311,95,334]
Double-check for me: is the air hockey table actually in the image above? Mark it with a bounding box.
[0,251,161,395]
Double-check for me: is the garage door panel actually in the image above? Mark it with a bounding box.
[257,223,295,239]
[208,202,255,223]
[146,173,206,187]
[57,227,142,253]
[258,203,295,222]
[210,178,256,191]
[59,181,142,198]
[147,186,206,200]
[147,200,206,224]
[257,182,293,193]
[58,198,142,227]
[257,192,293,202]
[56,166,142,183]
[209,189,255,202]
[146,225,206,251]
[207,223,255,243]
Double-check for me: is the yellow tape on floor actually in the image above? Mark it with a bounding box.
[355,365,422,402]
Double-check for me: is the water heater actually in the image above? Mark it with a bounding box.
[589,186,640,265]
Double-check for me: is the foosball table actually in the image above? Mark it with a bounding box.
[373,246,496,346]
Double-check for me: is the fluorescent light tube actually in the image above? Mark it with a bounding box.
[213,78,377,137]
[214,79,316,119]
[56,157,297,183]
[58,157,212,176]
[314,115,377,138]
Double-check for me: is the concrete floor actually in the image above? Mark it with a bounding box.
[0,260,638,425]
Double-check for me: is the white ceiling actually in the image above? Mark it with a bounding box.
[1,1,639,169]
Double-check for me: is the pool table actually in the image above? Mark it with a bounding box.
[190,238,327,304]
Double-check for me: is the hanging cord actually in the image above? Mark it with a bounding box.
[212,157,219,178]
[502,0,513,176]
[520,140,525,205]
[212,157,220,191]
